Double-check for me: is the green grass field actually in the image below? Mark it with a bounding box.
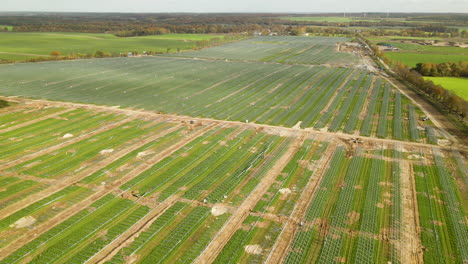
[0,32,223,62]
[425,77,468,100]
[372,36,468,67]
[0,36,441,143]
[384,52,468,67]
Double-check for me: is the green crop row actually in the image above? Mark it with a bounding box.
[12,119,157,178]
[0,194,116,264]
[0,107,65,130]
[360,78,382,136]
[0,186,86,231]
[80,124,183,184]
[106,202,188,264]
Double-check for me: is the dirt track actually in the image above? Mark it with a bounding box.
[360,51,465,145]
[0,116,135,172]
[194,133,306,264]
[0,123,214,260]
[266,138,337,263]
[400,159,424,264]
[0,108,74,134]
[0,57,465,263]
[2,97,466,154]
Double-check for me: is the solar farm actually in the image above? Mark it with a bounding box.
[0,36,466,264]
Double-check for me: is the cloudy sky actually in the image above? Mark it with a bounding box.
[2,0,468,13]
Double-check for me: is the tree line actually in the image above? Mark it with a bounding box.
[393,62,467,118]
[360,36,467,120]
[2,13,467,38]
[413,62,468,77]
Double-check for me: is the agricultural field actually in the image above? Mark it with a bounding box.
[0,32,223,62]
[277,16,397,23]
[370,36,468,67]
[383,53,467,68]
[0,36,450,144]
[279,16,355,23]
[0,35,466,264]
[172,36,358,65]
[424,77,468,100]
[0,101,466,264]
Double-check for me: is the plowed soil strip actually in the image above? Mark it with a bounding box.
[0,124,213,259]
[193,133,306,264]
[92,195,181,264]
[266,138,337,264]
[0,108,74,134]
[0,188,117,259]
[86,124,218,263]
[2,97,466,153]
[357,77,377,121]
[400,156,424,263]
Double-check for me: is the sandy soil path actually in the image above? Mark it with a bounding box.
[0,108,74,134]
[0,123,212,260]
[2,97,466,154]
[265,139,337,263]
[400,157,424,263]
[0,121,181,218]
[193,133,306,264]
[0,117,134,171]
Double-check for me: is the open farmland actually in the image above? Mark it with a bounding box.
[370,37,468,67]
[0,100,466,264]
[0,32,224,62]
[0,37,452,144]
[383,53,468,68]
[171,36,358,65]
[0,35,467,264]
[424,77,468,100]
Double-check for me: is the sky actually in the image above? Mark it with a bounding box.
[1,0,468,13]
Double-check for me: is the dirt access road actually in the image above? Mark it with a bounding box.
[2,96,466,155]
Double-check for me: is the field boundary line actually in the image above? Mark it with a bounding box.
[193,132,306,264]
[1,96,466,153]
[0,117,134,171]
[0,123,213,260]
[87,123,218,263]
[0,108,74,134]
[265,137,337,264]
[91,195,181,264]
[0,121,181,218]
[359,51,461,144]
[356,75,377,123]
[0,187,122,260]
[399,145,424,264]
